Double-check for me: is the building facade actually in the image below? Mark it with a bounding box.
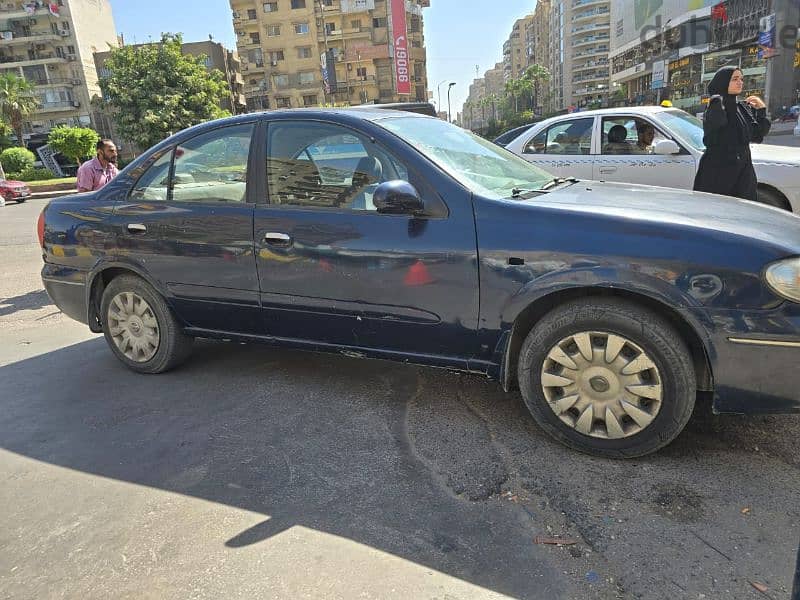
[608,0,796,116]
[0,0,118,140]
[230,0,431,111]
[503,14,533,82]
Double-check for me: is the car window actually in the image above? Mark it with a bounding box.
[129,123,254,204]
[172,124,253,203]
[656,110,705,151]
[267,121,408,211]
[130,149,173,201]
[601,117,669,155]
[523,118,593,155]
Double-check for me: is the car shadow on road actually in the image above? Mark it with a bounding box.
[0,290,52,317]
[2,337,799,598]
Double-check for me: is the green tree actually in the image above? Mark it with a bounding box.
[47,126,100,166]
[521,64,550,114]
[0,147,35,174]
[0,74,39,148]
[98,33,229,150]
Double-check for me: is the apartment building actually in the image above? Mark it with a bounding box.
[0,0,118,140]
[567,0,611,109]
[230,0,430,111]
[503,14,533,82]
[95,40,247,115]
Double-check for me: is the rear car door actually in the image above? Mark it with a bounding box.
[253,118,480,358]
[592,115,696,188]
[107,121,261,333]
[516,117,595,179]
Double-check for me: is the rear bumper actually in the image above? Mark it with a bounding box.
[702,305,800,414]
[41,264,88,325]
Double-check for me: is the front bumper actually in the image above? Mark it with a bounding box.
[702,305,800,414]
[41,264,88,325]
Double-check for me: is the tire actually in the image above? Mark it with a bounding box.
[517,298,696,458]
[100,274,193,374]
[756,187,790,211]
[16,198,25,203]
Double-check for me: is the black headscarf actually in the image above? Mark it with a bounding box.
[707,66,747,143]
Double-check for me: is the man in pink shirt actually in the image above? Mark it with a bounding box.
[76,139,119,192]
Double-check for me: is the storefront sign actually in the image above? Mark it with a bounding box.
[651,60,666,90]
[390,0,410,95]
[758,14,777,59]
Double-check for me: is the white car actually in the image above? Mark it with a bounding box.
[505,106,800,211]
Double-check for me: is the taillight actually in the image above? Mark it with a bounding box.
[37,209,45,248]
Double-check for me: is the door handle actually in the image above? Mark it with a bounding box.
[127,223,147,233]
[599,167,617,175]
[264,232,292,246]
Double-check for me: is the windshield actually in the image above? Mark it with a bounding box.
[379,116,553,199]
[656,109,705,151]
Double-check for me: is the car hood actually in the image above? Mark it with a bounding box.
[750,143,800,166]
[530,180,800,252]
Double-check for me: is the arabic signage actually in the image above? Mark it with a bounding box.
[320,49,337,94]
[390,0,411,95]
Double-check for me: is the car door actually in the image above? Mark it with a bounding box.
[515,117,595,179]
[592,115,697,188]
[253,118,480,358]
[108,121,261,334]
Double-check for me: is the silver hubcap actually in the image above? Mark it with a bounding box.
[540,331,663,439]
[107,292,160,363]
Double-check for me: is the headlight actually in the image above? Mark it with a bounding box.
[765,258,800,303]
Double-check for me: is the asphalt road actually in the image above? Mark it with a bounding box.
[1,192,799,600]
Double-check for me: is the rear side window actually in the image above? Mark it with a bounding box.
[129,123,255,204]
[524,118,593,155]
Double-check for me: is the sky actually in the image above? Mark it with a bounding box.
[112,0,538,118]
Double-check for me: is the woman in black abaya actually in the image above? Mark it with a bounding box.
[693,66,771,202]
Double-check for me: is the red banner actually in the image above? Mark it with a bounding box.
[390,0,411,95]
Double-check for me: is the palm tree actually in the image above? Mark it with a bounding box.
[522,64,550,114]
[0,74,39,148]
[504,78,521,114]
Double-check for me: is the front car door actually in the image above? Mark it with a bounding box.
[592,114,697,188]
[108,121,260,333]
[514,117,596,180]
[253,116,480,359]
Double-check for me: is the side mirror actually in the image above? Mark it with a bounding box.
[373,180,425,215]
[654,139,681,155]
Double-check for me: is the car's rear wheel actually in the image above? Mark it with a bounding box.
[517,298,696,458]
[100,274,193,374]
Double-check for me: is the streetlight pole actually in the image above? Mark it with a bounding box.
[437,79,451,118]
[447,82,456,123]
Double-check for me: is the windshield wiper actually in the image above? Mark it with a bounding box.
[539,176,579,191]
[510,187,542,198]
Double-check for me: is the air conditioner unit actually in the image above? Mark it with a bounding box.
[72,100,80,107]
[59,30,69,37]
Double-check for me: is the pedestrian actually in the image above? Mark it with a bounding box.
[692,66,770,202]
[76,139,118,193]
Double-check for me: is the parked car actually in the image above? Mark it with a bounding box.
[794,113,800,137]
[0,177,31,206]
[39,109,800,457]
[504,106,800,211]
[493,123,537,147]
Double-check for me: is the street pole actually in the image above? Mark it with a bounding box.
[447,82,456,123]
[437,79,449,117]
[317,0,330,105]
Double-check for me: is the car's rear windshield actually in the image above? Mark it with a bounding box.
[380,116,552,199]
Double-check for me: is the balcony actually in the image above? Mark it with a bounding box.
[0,53,67,68]
[573,60,608,72]
[31,77,82,87]
[318,27,371,42]
[574,47,609,59]
[572,0,607,9]
[573,86,608,96]
[572,72,609,84]
[572,7,609,22]
[571,22,610,35]
[0,6,56,20]
[0,31,64,45]
[38,100,80,113]
[572,34,610,48]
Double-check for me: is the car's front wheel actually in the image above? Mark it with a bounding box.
[100,274,193,374]
[518,298,696,458]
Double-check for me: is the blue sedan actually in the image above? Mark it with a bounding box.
[39,108,800,457]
